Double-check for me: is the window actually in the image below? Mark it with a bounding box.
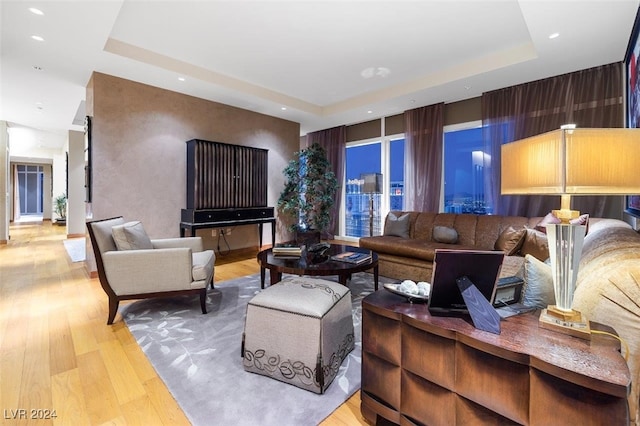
[341,136,404,239]
[443,123,493,214]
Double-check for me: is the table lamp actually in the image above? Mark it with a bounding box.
[501,127,640,339]
[361,173,383,237]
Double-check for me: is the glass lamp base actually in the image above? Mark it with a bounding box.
[539,307,591,340]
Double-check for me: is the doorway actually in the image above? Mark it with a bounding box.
[16,164,44,220]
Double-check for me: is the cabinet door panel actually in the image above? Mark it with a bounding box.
[402,323,455,390]
[456,343,529,424]
[402,370,455,426]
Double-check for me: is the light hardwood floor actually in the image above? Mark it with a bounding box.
[0,221,369,426]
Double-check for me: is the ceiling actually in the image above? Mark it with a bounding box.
[2,0,640,154]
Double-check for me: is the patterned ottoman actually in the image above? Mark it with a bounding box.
[242,276,355,394]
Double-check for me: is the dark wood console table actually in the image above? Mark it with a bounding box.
[361,290,631,426]
[180,217,275,248]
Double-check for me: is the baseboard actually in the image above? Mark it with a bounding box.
[67,233,85,239]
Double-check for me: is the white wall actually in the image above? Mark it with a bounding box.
[0,121,8,243]
[67,130,85,237]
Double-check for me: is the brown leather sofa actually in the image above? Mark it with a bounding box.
[359,211,541,282]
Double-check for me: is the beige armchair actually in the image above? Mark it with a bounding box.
[87,216,215,324]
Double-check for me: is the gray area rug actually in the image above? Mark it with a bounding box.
[63,237,85,262]
[122,272,395,426]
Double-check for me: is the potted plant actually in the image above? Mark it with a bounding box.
[54,193,67,225]
[277,143,339,245]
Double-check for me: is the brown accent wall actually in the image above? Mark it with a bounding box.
[88,72,299,251]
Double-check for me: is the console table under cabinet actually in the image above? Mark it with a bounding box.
[361,290,630,426]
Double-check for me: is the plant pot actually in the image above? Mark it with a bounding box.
[55,219,66,226]
[295,230,321,247]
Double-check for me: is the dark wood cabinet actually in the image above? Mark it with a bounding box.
[185,139,268,210]
[181,139,275,246]
[361,290,631,426]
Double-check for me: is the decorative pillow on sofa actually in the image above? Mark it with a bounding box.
[570,213,590,234]
[112,221,153,250]
[522,254,555,309]
[520,228,549,261]
[535,211,590,234]
[494,226,527,255]
[383,212,410,238]
[535,212,562,233]
[433,226,458,244]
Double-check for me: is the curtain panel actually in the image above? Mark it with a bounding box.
[306,126,346,239]
[482,62,624,217]
[404,103,444,212]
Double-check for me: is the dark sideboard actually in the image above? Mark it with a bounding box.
[361,290,631,426]
[181,139,275,247]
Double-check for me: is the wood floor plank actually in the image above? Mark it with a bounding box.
[120,395,164,426]
[48,308,77,376]
[120,342,157,384]
[51,368,91,426]
[97,340,147,405]
[18,299,53,422]
[0,346,25,418]
[142,377,191,426]
[76,350,122,425]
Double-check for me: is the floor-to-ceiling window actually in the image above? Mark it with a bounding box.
[341,136,404,239]
[443,122,493,214]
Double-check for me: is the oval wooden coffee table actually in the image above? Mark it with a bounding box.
[257,244,379,290]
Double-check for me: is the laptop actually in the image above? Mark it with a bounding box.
[427,249,504,315]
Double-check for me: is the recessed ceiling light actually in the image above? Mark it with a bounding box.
[367,110,373,114]
[361,67,391,79]
[281,107,287,111]
[549,32,560,39]
[178,77,185,81]
[33,65,43,71]
[29,7,44,15]
[31,35,44,42]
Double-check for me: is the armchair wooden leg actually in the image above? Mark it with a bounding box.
[107,297,119,325]
[199,288,207,314]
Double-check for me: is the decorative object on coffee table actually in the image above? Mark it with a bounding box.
[257,243,378,290]
[501,127,640,339]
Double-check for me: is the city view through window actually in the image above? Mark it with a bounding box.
[443,127,492,215]
[341,127,492,239]
[344,139,404,238]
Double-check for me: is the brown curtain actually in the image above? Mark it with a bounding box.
[482,62,624,217]
[306,125,346,239]
[404,103,444,212]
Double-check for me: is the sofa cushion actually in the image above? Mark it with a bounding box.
[111,221,153,251]
[433,226,458,244]
[494,226,526,255]
[521,254,555,309]
[520,229,549,261]
[384,212,410,238]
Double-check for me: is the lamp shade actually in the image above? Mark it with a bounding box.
[501,128,640,195]
[361,173,383,193]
